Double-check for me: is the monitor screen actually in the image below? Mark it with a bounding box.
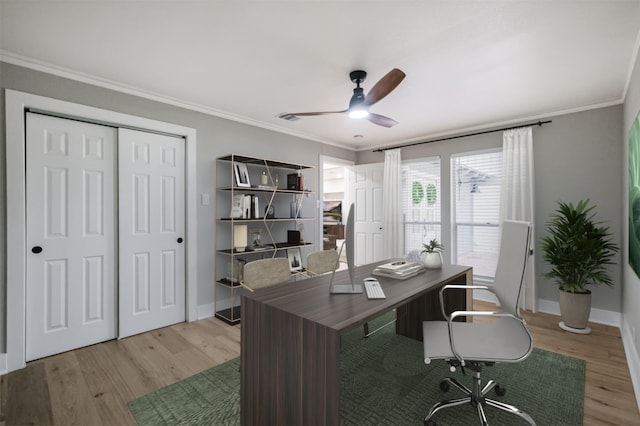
[328,202,362,294]
[323,200,342,223]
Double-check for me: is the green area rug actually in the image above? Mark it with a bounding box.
[129,314,585,425]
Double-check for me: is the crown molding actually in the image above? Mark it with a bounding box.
[0,51,344,148]
[1,50,627,154]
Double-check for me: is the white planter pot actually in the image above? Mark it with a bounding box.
[424,252,443,269]
[558,289,592,334]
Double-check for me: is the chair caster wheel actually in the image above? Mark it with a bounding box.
[439,380,450,392]
[495,384,506,396]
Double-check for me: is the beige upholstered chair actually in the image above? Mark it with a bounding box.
[235,257,290,374]
[306,249,339,277]
[240,257,291,291]
[422,220,534,425]
[305,249,390,338]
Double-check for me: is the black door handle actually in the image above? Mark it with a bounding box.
[32,246,43,254]
[177,237,183,243]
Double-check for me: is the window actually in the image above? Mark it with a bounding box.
[402,157,441,259]
[451,150,502,280]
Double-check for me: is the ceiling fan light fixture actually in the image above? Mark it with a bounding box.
[348,108,369,119]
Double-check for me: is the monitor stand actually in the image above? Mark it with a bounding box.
[330,284,363,294]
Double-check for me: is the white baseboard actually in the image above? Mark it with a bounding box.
[474,295,621,327]
[537,298,621,327]
[621,316,640,411]
[197,303,216,320]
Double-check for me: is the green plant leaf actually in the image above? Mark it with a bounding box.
[421,238,444,253]
[540,199,619,291]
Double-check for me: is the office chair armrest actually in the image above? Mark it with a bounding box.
[438,284,496,319]
[446,311,525,366]
[449,310,516,321]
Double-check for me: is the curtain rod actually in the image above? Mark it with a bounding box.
[372,120,552,152]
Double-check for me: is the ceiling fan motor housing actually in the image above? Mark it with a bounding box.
[349,70,367,84]
[349,87,366,108]
[349,70,367,108]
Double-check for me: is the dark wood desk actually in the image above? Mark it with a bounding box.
[240,261,472,426]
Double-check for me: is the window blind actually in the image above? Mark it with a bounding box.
[401,157,441,259]
[451,150,502,279]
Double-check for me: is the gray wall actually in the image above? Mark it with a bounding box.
[358,105,624,313]
[0,60,628,357]
[0,61,355,353]
[623,48,640,353]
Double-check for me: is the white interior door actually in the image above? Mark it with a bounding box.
[118,129,186,338]
[25,113,116,361]
[353,163,384,265]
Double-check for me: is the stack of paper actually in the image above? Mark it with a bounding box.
[372,260,426,280]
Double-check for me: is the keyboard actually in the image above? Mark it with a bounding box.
[364,278,386,299]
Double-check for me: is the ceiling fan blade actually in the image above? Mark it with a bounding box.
[362,68,406,107]
[284,110,347,117]
[367,113,398,128]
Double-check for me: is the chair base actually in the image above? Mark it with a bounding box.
[424,371,535,426]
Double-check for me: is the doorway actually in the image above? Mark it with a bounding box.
[319,156,353,267]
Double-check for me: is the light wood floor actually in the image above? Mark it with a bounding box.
[1,301,638,425]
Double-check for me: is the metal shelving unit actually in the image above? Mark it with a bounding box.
[214,154,315,325]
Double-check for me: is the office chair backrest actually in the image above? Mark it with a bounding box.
[241,257,291,291]
[306,250,339,276]
[492,220,532,317]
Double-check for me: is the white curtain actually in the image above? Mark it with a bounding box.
[501,127,536,312]
[383,149,403,258]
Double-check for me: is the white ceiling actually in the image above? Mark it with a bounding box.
[2,1,640,151]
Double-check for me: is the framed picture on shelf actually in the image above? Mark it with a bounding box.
[234,162,251,187]
[287,248,303,272]
[249,228,262,249]
[264,204,275,219]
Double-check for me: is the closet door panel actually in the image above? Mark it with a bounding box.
[118,128,186,338]
[25,113,116,361]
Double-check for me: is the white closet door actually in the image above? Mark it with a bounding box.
[118,128,186,338]
[25,113,117,361]
[353,163,385,265]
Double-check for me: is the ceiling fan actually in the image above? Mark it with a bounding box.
[283,68,406,128]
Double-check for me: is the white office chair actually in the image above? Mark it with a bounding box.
[306,249,339,277]
[422,220,535,426]
[240,257,291,291]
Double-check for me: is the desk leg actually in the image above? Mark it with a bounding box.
[241,297,341,426]
[395,269,472,341]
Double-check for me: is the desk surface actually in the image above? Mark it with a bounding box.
[240,260,472,426]
[243,260,471,333]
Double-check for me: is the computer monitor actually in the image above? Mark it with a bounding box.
[329,203,363,294]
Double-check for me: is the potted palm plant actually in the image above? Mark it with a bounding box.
[421,238,444,269]
[540,199,618,334]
